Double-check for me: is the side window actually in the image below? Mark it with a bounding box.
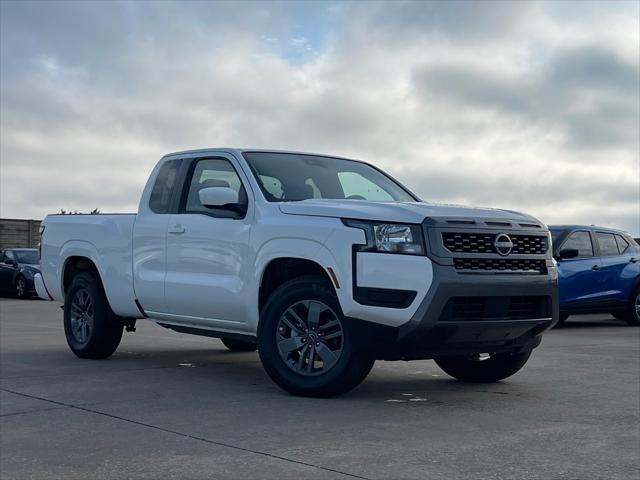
[184,158,246,218]
[562,231,593,257]
[338,172,393,201]
[2,250,15,264]
[596,232,620,256]
[615,234,630,254]
[149,160,180,213]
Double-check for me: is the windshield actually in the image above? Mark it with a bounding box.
[242,152,418,203]
[15,250,39,264]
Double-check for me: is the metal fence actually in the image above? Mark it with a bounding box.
[0,218,42,249]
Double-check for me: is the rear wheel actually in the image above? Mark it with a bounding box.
[258,275,374,397]
[435,350,532,383]
[64,272,123,359]
[221,337,257,352]
[15,276,28,299]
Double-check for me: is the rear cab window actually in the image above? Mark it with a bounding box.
[149,159,181,213]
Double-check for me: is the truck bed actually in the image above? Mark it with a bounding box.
[40,213,140,318]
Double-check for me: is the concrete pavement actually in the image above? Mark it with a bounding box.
[1,298,638,479]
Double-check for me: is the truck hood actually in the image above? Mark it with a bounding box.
[278,200,541,225]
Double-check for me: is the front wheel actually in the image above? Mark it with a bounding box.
[258,275,374,397]
[64,272,123,359]
[15,276,28,299]
[435,350,532,383]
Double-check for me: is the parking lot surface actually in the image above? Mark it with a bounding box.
[0,298,638,479]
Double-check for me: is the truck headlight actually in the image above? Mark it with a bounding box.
[343,220,425,255]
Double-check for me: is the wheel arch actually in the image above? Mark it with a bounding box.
[259,257,335,313]
[253,238,344,329]
[60,251,118,317]
[62,255,103,294]
[56,240,138,318]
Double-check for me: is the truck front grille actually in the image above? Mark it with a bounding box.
[442,232,548,255]
[440,296,551,321]
[453,258,547,274]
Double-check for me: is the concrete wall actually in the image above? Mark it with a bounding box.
[0,218,42,249]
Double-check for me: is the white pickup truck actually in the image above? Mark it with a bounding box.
[36,148,558,397]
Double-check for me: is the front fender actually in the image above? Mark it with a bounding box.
[251,237,342,329]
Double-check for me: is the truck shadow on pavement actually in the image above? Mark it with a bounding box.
[106,346,539,404]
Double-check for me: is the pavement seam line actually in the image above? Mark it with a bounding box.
[0,387,370,480]
[0,406,67,418]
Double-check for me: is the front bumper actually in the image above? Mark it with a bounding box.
[351,264,558,360]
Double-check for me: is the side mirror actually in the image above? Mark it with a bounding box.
[557,248,579,260]
[198,186,239,209]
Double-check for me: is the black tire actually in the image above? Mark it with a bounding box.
[615,287,640,326]
[221,337,257,352]
[63,272,123,359]
[258,275,375,397]
[435,350,532,383]
[15,275,29,299]
[553,314,569,328]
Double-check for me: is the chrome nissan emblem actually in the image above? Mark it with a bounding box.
[494,233,513,256]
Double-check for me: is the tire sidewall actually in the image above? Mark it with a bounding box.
[64,272,122,357]
[258,276,372,396]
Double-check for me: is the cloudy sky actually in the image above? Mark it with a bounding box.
[1,1,639,233]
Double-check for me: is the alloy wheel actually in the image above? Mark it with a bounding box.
[16,278,26,297]
[276,300,344,376]
[70,288,94,344]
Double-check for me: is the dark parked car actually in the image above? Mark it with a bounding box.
[0,248,40,298]
[550,225,639,326]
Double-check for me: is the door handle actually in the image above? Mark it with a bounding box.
[630,258,638,263]
[168,225,185,235]
[591,264,600,271]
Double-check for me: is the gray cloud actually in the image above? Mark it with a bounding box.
[412,44,639,150]
[352,0,534,44]
[1,1,638,234]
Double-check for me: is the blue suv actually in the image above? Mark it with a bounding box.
[550,225,640,326]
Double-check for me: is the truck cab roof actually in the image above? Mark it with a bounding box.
[162,147,362,163]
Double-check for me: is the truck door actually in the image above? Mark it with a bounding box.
[164,155,252,329]
[557,230,603,308]
[132,158,182,313]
